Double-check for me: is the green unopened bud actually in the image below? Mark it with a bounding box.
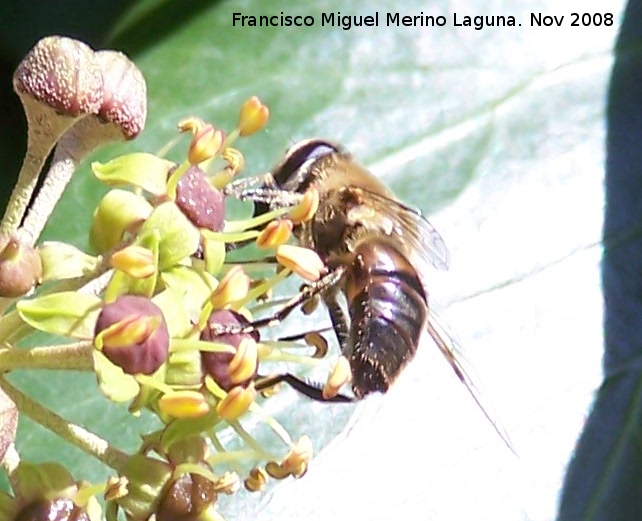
[90,189,153,253]
[117,455,172,521]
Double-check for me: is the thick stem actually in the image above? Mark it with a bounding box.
[0,376,128,472]
[16,117,123,247]
[0,99,79,237]
[0,341,93,371]
[0,265,112,348]
[0,311,24,346]
[14,151,77,247]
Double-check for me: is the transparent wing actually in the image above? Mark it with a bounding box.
[426,316,516,454]
[357,187,450,271]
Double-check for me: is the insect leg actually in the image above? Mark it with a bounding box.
[222,173,274,194]
[224,177,304,207]
[255,373,353,403]
[323,292,350,353]
[210,267,345,335]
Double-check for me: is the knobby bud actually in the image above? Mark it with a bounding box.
[13,36,103,117]
[94,50,147,140]
[0,234,42,297]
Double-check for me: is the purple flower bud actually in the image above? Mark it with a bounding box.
[201,310,259,390]
[175,166,225,232]
[16,499,90,521]
[95,295,169,375]
[157,473,217,521]
[13,36,103,117]
[0,234,42,297]
[94,50,147,140]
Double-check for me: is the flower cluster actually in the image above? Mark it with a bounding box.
[0,36,349,521]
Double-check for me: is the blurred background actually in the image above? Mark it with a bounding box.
[0,0,633,519]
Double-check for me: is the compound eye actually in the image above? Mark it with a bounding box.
[272,139,338,192]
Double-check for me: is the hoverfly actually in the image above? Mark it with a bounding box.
[224,139,512,448]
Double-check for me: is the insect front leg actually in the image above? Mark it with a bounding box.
[222,173,274,194]
[255,373,353,403]
[224,175,305,207]
[209,267,345,336]
[323,291,350,354]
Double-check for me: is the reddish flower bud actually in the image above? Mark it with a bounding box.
[201,310,259,391]
[0,234,42,297]
[175,166,225,232]
[15,499,90,521]
[13,36,102,117]
[95,295,169,375]
[94,50,147,140]
[157,473,217,521]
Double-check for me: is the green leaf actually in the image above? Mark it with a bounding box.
[38,241,100,282]
[93,350,140,403]
[17,292,102,340]
[138,202,200,270]
[160,266,217,323]
[91,153,173,196]
[152,286,193,339]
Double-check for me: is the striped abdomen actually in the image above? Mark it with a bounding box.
[343,239,427,398]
